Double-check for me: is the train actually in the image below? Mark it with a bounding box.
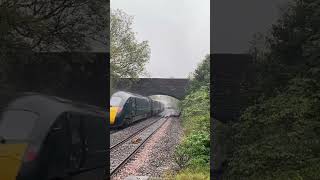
[0,92,107,180]
[110,91,164,127]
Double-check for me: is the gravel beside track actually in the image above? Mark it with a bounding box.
[111,117,183,179]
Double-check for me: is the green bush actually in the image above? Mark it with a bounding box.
[180,86,210,134]
[173,85,210,179]
[175,131,210,169]
[212,120,234,172]
[171,53,210,179]
[221,1,320,179]
[224,92,320,180]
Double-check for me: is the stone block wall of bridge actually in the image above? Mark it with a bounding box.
[114,78,190,100]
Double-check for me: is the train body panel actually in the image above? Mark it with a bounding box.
[110,91,164,128]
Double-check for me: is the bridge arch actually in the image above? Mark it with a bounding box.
[114,78,190,100]
[146,92,182,100]
[149,94,180,110]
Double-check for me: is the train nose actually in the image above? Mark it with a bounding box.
[110,107,119,125]
[0,143,28,180]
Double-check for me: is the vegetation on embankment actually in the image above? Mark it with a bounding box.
[220,1,320,179]
[171,55,210,179]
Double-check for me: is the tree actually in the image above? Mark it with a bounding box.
[187,54,210,93]
[0,0,108,53]
[0,0,109,106]
[0,0,109,87]
[224,1,320,179]
[110,9,150,84]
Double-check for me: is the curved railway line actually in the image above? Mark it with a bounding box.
[110,117,169,177]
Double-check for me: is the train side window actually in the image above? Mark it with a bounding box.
[81,115,107,169]
[136,98,141,113]
[131,98,136,107]
[131,98,136,114]
[134,98,138,107]
[45,113,69,179]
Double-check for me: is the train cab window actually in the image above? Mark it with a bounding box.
[111,96,124,107]
[0,110,38,141]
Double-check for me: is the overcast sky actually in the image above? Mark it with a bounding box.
[111,0,210,78]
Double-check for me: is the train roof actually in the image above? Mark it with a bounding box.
[2,92,105,115]
[111,91,164,105]
[111,91,150,100]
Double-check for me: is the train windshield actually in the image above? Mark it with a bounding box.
[0,110,38,141]
[110,96,124,107]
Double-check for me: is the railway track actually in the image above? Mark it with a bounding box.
[110,117,168,177]
[110,116,160,135]
[110,117,161,149]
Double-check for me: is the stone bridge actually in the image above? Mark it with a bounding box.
[114,78,190,100]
